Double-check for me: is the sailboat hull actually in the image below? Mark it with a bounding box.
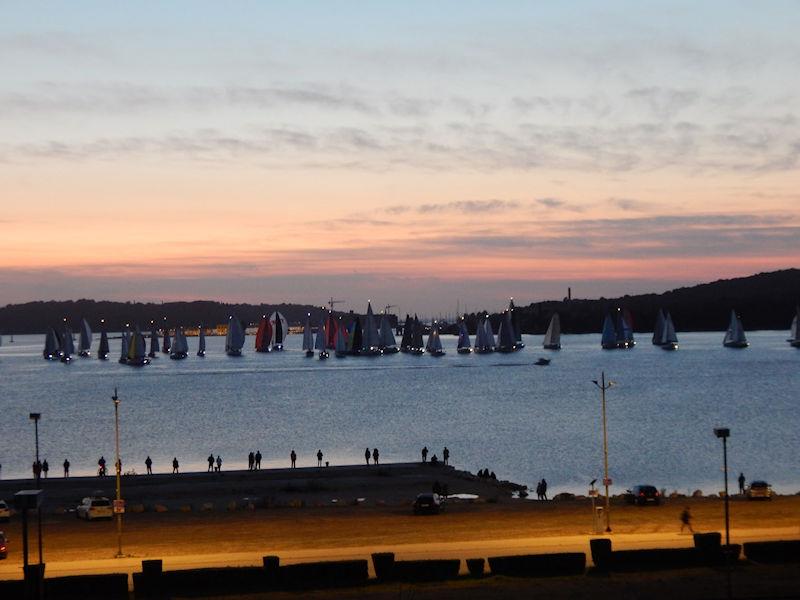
[305,350,314,358]
[723,341,749,348]
[660,342,679,351]
[125,357,151,367]
[543,344,561,350]
[226,349,243,357]
[197,350,205,357]
[319,351,329,359]
[457,347,472,354]
[78,351,90,358]
[170,352,188,360]
[381,346,400,354]
[98,353,108,361]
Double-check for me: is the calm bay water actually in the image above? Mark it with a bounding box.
[0,331,798,496]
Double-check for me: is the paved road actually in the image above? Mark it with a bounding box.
[1,526,796,589]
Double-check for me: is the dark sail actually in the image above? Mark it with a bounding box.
[349,317,363,355]
[399,314,413,350]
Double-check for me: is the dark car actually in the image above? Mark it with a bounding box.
[625,485,661,506]
[0,532,7,559]
[413,493,444,515]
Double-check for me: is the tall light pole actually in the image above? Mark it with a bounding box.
[112,388,124,558]
[28,413,43,564]
[592,372,615,533]
[714,427,732,600]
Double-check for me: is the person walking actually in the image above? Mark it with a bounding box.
[372,448,379,465]
[215,455,222,472]
[442,447,450,466]
[680,506,694,533]
[255,450,262,469]
[63,458,70,478]
[42,459,49,478]
[145,456,153,475]
[248,451,255,471]
[290,449,297,468]
[421,446,428,463]
[172,457,179,474]
[738,472,746,495]
[317,449,323,467]
[365,447,371,465]
[207,454,214,472]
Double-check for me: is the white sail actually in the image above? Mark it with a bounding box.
[363,302,380,351]
[198,327,206,354]
[63,326,76,356]
[457,321,471,349]
[543,313,561,349]
[723,309,748,347]
[172,327,189,355]
[483,319,496,348]
[335,321,348,353]
[79,318,92,352]
[315,319,327,351]
[120,331,129,361]
[426,322,444,354]
[302,314,314,351]
[269,311,288,347]
[379,314,397,348]
[661,311,678,345]
[789,307,799,345]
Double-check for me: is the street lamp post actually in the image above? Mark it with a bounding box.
[28,413,44,565]
[592,372,615,533]
[714,427,732,600]
[112,388,124,558]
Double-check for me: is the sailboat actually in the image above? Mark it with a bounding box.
[226,315,246,356]
[495,311,516,353]
[161,328,171,354]
[509,299,525,349]
[361,302,381,356]
[659,311,679,350]
[474,317,495,354]
[197,326,206,357]
[601,314,617,350]
[315,318,329,359]
[98,321,109,360]
[723,309,749,348]
[379,313,399,354]
[542,313,561,350]
[61,325,75,363]
[334,318,348,358]
[302,313,315,357]
[616,309,635,349]
[425,322,446,356]
[170,327,189,359]
[348,316,364,356]
[408,315,425,355]
[269,311,287,351]
[126,327,151,366]
[255,316,272,352]
[148,324,160,358]
[43,328,61,360]
[325,312,338,349]
[78,318,92,357]
[399,315,414,353]
[652,310,666,345]
[456,318,472,354]
[119,331,130,364]
[787,307,800,348]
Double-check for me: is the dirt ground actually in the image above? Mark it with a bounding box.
[0,493,798,564]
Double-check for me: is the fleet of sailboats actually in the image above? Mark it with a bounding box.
[32,305,799,365]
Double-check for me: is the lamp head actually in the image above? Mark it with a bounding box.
[29,412,41,421]
[714,427,730,439]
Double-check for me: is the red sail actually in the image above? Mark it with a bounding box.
[325,313,338,349]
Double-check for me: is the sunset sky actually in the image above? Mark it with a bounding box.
[1,2,798,314]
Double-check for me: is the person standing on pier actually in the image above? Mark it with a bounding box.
[207,454,214,472]
[443,447,450,466]
[215,455,222,472]
[172,457,179,474]
[290,449,297,468]
[42,459,49,478]
[372,448,379,465]
[421,446,428,463]
[317,449,323,467]
[98,456,106,476]
[365,447,371,465]
[255,450,262,469]
[145,456,153,475]
[63,459,70,477]
[738,472,746,495]
[248,451,255,471]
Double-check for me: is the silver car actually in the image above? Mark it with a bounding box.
[0,500,10,523]
[76,497,113,520]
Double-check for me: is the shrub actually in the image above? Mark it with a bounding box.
[489,553,586,577]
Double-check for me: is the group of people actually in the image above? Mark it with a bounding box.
[477,468,497,480]
[535,478,548,500]
[247,451,263,470]
[364,448,380,465]
[420,446,450,466]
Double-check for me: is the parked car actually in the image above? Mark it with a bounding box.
[0,531,7,559]
[413,493,444,515]
[624,485,661,506]
[76,496,113,520]
[0,500,10,522]
[746,481,773,500]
